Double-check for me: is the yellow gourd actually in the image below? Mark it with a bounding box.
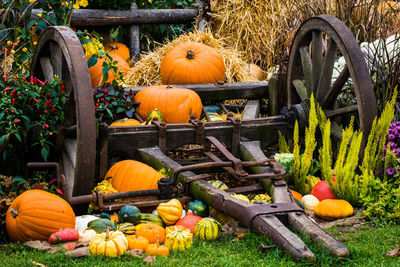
[165,226,193,251]
[157,199,183,225]
[314,199,354,220]
[89,228,128,257]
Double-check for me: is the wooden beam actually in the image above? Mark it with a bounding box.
[124,81,269,101]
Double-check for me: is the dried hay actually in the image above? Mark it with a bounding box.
[124,30,260,87]
[209,0,400,72]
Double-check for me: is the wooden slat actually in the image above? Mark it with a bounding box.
[292,79,308,101]
[242,100,260,120]
[32,8,199,26]
[312,31,323,94]
[124,82,269,101]
[39,57,54,81]
[299,45,312,95]
[316,38,337,102]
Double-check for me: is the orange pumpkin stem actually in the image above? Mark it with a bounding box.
[186,50,195,60]
[10,208,18,218]
[106,227,110,239]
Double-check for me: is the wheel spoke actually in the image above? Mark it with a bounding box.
[312,31,323,95]
[39,57,54,81]
[299,45,312,96]
[292,79,308,101]
[316,38,337,103]
[50,41,63,79]
[320,66,349,107]
[325,105,358,118]
[331,121,343,139]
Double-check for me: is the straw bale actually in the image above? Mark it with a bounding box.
[124,30,259,87]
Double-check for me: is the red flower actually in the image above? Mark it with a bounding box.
[10,89,17,97]
[3,87,10,92]
[13,119,21,123]
[56,189,63,195]
[50,108,55,113]
[11,98,15,105]
[44,109,48,114]
[33,98,39,103]
[60,84,65,92]
[105,102,109,105]
[30,76,38,84]
[50,178,57,184]
[10,108,14,113]
[44,123,49,128]
[3,76,7,83]
[32,183,45,190]
[103,89,108,93]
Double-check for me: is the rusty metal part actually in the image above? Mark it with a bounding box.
[286,15,376,148]
[190,118,205,145]
[26,162,62,188]
[215,80,227,87]
[213,193,304,228]
[227,115,241,156]
[30,26,96,214]
[152,118,167,153]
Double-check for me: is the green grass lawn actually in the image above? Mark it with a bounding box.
[2,223,400,267]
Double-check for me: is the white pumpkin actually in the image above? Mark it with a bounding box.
[75,215,99,231]
[78,229,98,242]
[301,194,320,212]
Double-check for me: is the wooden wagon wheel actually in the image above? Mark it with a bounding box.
[30,26,96,214]
[286,15,377,147]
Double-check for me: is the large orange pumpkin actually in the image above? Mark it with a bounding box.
[87,54,130,88]
[135,85,202,123]
[104,42,130,61]
[160,41,225,85]
[6,190,76,242]
[105,160,163,193]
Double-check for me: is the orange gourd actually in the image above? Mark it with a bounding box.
[314,199,354,220]
[160,41,225,85]
[105,160,163,193]
[87,54,130,88]
[126,235,149,250]
[109,118,141,127]
[136,223,165,244]
[104,42,130,61]
[6,189,76,242]
[145,237,169,256]
[290,190,303,202]
[135,85,202,123]
[247,63,264,81]
[166,225,187,235]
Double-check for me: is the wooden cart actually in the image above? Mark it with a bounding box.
[28,8,376,260]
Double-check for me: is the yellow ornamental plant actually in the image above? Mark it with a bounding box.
[157,199,183,225]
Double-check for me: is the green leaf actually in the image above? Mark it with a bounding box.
[81,38,92,45]
[0,113,4,120]
[116,107,125,113]
[88,56,98,68]
[12,176,26,184]
[102,66,111,75]
[14,133,22,143]
[106,108,113,119]
[0,134,9,146]
[41,147,49,161]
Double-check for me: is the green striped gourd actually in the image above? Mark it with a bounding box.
[165,226,193,251]
[208,180,228,190]
[194,217,222,241]
[117,222,136,235]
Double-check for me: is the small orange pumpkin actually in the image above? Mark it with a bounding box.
[126,235,149,250]
[135,85,203,123]
[160,41,225,85]
[290,190,303,202]
[6,190,76,242]
[104,42,130,61]
[145,237,169,256]
[105,160,163,193]
[87,54,130,88]
[136,223,165,244]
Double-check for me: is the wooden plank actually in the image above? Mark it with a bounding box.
[242,100,260,120]
[299,45,312,95]
[138,147,314,260]
[292,79,308,101]
[32,8,199,26]
[124,81,269,101]
[267,74,280,116]
[106,117,287,161]
[239,141,350,258]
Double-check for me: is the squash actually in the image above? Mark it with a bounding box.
[93,180,118,195]
[104,42,130,61]
[301,194,320,212]
[87,53,130,88]
[145,239,169,256]
[110,118,141,127]
[166,225,187,234]
[48,228,79,244]
[314,199,354,220]
[6,189,75,242]
[78,229,97,242]
[290,190,303,203]
[186,200,209,217]
[87,219,116,233]
[208,180,228,190]
[126,235,149,250]
[136,223,165,244]
[106,160,163,195]
[75,215,99,231]
[251,194,272,204]
[157,199,183,225]
[194,217,222,241]
[117,222,136,235]
[176,210,202,233]
[311,180,336,201]
[165,226,193,251]
[89,228,128,257]
[160,41,225,85]
[247,63,265,81]
[82,37,105,57]
[135,85,203,123]
[118,205,141,223]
